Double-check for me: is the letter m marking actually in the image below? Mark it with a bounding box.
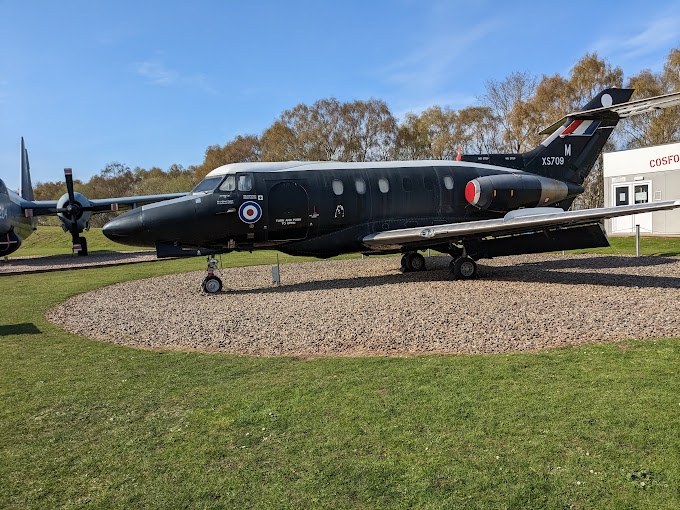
[564,144,572,157]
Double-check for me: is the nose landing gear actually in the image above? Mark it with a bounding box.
[201,256,223,293]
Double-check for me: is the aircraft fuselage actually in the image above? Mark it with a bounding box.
[103,160,582,258]
[0,179,36,255]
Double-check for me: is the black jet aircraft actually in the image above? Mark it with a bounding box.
[103,88,680,292]
[0,138,187,256]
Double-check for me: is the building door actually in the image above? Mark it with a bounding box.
[611,182,653,233]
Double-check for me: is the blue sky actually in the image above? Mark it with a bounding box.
[1,0,679,191]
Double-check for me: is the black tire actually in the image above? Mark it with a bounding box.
[202,275,223,293]
[407,252,426,271]
[400,254,409,273]
[78,236,88,256]
[453,257,477,279]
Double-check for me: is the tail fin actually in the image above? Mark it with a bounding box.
[20,137,34,201]
[522,88,635,185]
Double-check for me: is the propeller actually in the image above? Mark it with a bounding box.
[54,168,93,254]
[54,168,123,255]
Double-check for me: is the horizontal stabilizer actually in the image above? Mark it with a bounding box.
[540,90,680,135]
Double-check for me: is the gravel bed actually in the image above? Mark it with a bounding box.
[0,250,158,275]
[47,254,680,357]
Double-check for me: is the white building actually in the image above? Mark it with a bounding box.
[603,141,680,235]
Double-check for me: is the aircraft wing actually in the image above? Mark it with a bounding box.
[361,200,680,250]
[19,193,187,216]
[88,193,188,211]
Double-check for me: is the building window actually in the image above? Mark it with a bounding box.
[634,184,649,204]
[443,176,454,190]
[332,179,344,195]
[378,178,389,193]
[402,177,413,192]
[238,174,252,191]
[355,178,366,194]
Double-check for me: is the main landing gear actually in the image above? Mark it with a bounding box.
[448,256,478,280]
[400,250,478,279]
[400,252,426,272]
[201,256,223,293]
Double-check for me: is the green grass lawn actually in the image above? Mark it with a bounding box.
[2,232,680,508]
[7,226,145,257]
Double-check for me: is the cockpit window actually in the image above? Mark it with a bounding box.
[0,180,7,195]
[219,175,236,192]
[238,174,252,192]
[192,176,222,193]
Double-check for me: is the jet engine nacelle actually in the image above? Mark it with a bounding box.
[465,174,582,212]
[56,192,92,233]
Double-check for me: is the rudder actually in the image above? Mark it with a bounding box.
[20,137,34,201]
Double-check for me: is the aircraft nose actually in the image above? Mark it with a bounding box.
[103,209,149,246]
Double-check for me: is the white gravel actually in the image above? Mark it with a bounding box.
[46,254,680,357]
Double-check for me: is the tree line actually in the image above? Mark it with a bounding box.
[34,47,680,225]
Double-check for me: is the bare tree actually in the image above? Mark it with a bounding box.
[622,47,680,149]
[193,135,261,181]
[480,71,538,153]
[457,106,502,154]
[339,99,397,162]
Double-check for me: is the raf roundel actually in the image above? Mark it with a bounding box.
[238,201,262,224]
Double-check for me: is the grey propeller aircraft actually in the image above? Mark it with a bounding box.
[0,138,187,256]
[102,88,680,293]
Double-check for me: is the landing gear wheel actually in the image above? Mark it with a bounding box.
[450,257,477,280]
[78,236,88,256]
[202,275,223,293]
[408,252,426,271]
[400,252,426,272]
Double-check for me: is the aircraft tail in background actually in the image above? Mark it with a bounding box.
[20,137,34,201]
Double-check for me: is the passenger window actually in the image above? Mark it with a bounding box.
[238,174,252,192]
[424,176,434,191]
[402,177,413,192]
[355,178,366,195]
[443,176,454,190]
[378,178,389,193]
[332,179,344,195]
[219,175,236,191]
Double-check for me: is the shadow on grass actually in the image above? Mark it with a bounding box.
[221,255,680,296]
[0,323,42,336]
